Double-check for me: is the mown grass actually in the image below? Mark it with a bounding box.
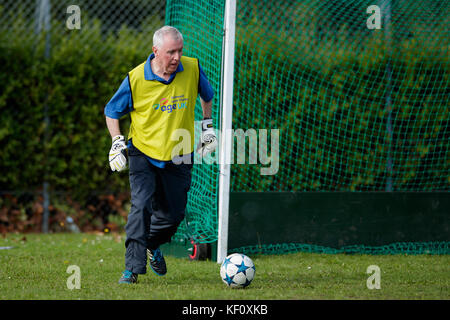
[0,233,448,300]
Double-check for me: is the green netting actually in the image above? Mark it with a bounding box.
[231,241,450,255]
[166,0,449,254]
[232,0,449,192]
[165,0,224,243]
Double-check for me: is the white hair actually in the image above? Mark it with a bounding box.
[153,26,183,49]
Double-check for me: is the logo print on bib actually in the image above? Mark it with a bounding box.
[152,96,188,114]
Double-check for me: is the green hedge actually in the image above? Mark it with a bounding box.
[231,19,449,192]
[0,20,158,197]
[0,14,448,198]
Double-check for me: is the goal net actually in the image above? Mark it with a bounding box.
[166,0,449,255]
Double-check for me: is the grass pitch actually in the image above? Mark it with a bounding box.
[0,233,448,300]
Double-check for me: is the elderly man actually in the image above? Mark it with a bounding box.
[104,26,217,284]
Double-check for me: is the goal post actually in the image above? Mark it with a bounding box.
[217,0,236,264]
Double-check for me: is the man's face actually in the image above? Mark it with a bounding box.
[154,35,183,75]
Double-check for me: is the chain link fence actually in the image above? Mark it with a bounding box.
[0,0,166,38]
[0,0,167,233]
[0,0,166,53]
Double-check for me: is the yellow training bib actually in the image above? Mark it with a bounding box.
[127,56,199,161]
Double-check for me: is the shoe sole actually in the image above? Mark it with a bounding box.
[118,279,138,284]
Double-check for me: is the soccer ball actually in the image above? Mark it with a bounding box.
[220,253,255,288]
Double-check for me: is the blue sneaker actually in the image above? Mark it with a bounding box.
[147,247,167,276]
[118,270,138,284]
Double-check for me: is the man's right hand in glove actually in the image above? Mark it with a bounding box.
[109,135,127,172]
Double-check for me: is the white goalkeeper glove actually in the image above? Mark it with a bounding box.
[197,118,217,157]
[109,135,127,172]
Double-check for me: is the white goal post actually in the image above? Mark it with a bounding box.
[217,0,236,264]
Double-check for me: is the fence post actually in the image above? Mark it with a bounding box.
[35,0,51,232]
[382,0,393,192]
